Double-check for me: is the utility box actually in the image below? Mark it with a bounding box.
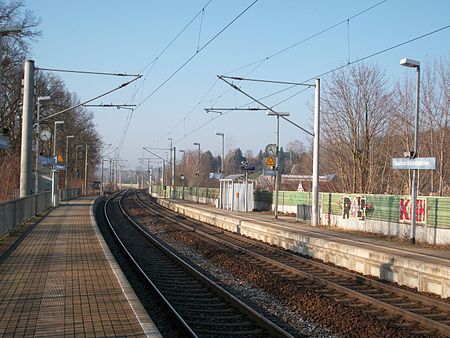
[297,204,311,221]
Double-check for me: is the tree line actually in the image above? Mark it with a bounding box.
[0,1,102,200]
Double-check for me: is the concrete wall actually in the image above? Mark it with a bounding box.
[0,192,51,238]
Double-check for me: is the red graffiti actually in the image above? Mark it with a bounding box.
[416,199,426,223]
[399,198,426,223]
[399,198,410,221]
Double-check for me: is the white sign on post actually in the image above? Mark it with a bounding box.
[392,157,436,170]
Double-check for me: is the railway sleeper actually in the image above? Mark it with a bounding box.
[170,301,229,309]
[165,297,224,305]
[346,302,367,308]
[182,313,244,321]
[422,313,450,319]
[161,293,218,301]
[188,320,257,327]
[182,307,236,315]
[369,292,396,299]
[410,329,438,336]
[193,328,263,336]
[406,306,437,314]
[376,314,401,321]
[392,322,415,328]
[377,296,406,303]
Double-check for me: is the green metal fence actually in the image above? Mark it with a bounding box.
[152,186,450,229]
[151,185,219,201]
[257,190,450,229]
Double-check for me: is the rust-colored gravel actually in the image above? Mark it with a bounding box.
[127,204,439,337]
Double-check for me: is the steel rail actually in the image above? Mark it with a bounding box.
[103,191,197,337]
[105,190,293,338]
[132,191,450,337]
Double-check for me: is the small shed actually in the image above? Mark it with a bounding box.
[219,174,254,212]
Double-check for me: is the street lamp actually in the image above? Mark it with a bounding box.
[400,57,420,244]
[75,145,83,180]
[65,135,74,189]
[194,142,201,203]
[34,96,51,194]
[215,132,225,173]
[266,110,290,219]
[52,120,64,206]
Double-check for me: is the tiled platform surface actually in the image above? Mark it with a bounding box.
[0,197,160,337]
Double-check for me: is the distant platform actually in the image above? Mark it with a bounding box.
[157,196,450,298]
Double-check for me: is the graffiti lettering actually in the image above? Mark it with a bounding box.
[399,198,410,221]
[399,198,426,224]
[342,196,366,221]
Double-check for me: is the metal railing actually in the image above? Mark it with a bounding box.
[0,192,51,238]
[0,187,83,239]
[60,188,82,201]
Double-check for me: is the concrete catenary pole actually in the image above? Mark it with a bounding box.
[274,115,281,219]
[168,138,173,197]
[19,60,35,197]
[171,146,176,199]
[311,78,320,227]
[194,142,200,203]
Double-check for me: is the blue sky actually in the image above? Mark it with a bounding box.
[23,0,450,168]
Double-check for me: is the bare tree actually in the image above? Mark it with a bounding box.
[421,58,450,195]
[0,2,102,197]
[321,63,393,193]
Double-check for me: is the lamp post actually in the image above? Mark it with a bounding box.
[51,120,64,206]
[179,149,185,199]
[266,111,290,219]
[215,132,225,173]
[101,157,108,195]
[312,78,321,227]
[34,96,51,194]
[64,135,74,189]
[400,58,421,244]
[75,145,83,180]
[194,142,201,203]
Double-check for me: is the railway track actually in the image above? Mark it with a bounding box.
[103,190,293,337]
[126,190,450,337]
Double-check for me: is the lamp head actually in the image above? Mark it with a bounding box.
[0,26,22,35]
[67,135,74,139]
[215,132,224,136]
[38,96,51,102]
[400,58,420,68]
[55,120,64,125]
[193,142,200,146]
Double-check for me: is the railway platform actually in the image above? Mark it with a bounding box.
[156,197,450,299]
[0,197,161,337]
